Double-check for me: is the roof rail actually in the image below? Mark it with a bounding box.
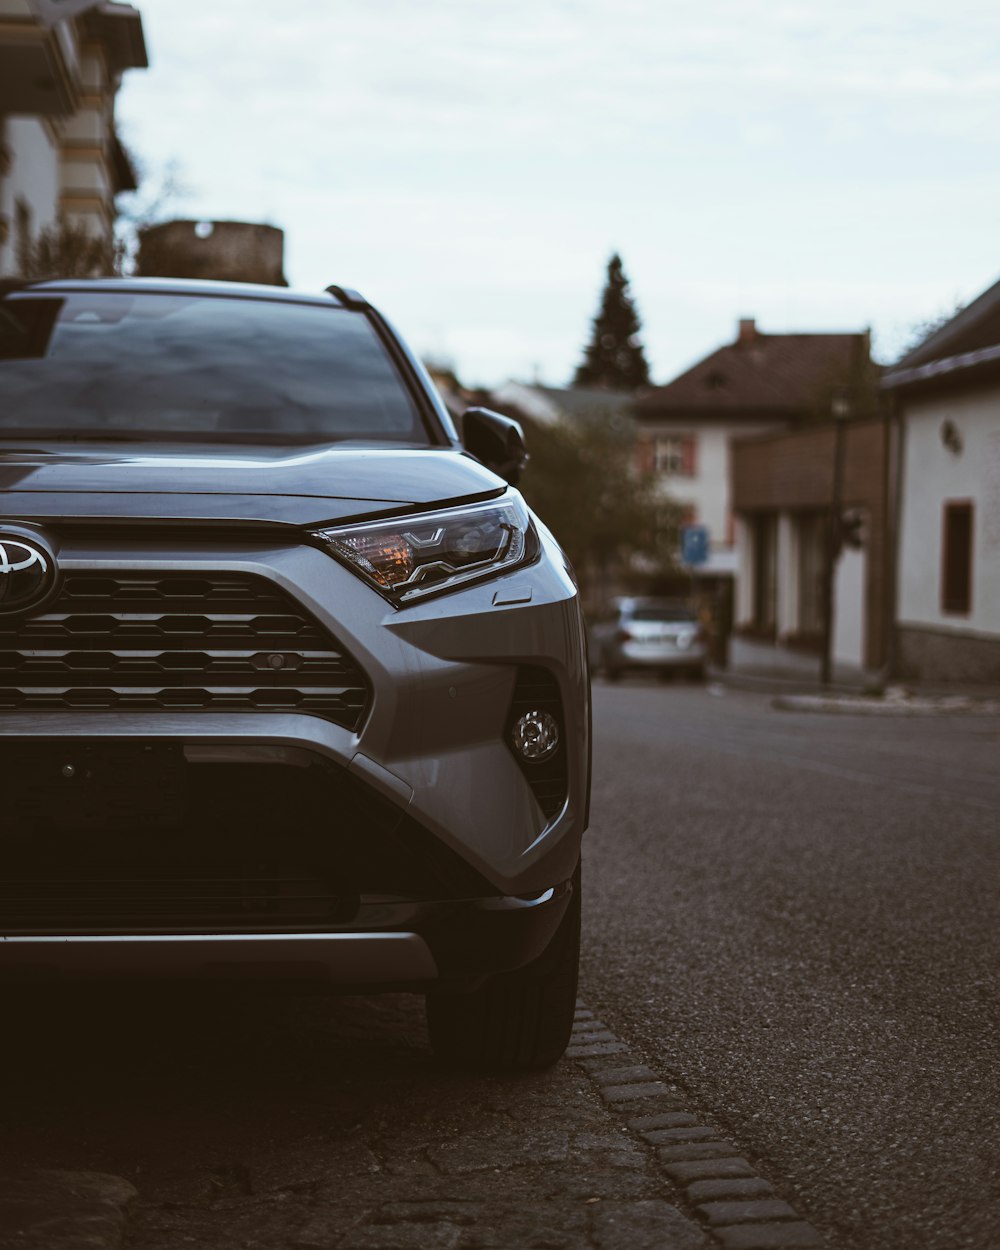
[325,284,368,309]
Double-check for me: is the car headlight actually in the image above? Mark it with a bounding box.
[311,494,538,605]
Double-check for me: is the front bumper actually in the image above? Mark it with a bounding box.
[0,880,574,989]
[0,522,588,983]
[616,641,707,669]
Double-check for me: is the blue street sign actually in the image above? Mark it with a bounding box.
[681,525,710,567]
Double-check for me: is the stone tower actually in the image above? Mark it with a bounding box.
[136,219,287,285]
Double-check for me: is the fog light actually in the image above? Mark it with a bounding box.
[512,709,560,761]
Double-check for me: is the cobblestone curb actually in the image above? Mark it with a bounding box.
[0,1170,137,1250]
[570,1006,827,1250]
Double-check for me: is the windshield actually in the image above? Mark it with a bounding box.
[0,291,426,443]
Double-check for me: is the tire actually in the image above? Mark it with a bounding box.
[426,865,581,1073]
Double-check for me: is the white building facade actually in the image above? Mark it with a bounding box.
[0,0,146,275]
[640,417,778,577]
[885,284,1000,683]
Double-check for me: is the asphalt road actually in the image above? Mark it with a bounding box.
[581,679,1000,1250]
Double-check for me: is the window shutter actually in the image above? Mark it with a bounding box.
[681,436,697,476]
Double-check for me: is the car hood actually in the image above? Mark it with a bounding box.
[0,442,504,527]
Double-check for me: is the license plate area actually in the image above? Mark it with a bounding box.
[0,747,358,934]
[2,742,188,837]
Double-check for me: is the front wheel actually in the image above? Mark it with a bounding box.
[426,866,581,1073]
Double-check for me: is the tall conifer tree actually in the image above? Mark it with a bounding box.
[574,253,651,390]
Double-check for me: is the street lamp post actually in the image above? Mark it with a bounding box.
[820,389,850,687]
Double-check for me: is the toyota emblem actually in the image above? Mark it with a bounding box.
[0,533,57,614]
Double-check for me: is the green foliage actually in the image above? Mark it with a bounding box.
[17,216,117,279]
[515,408,681,605]
[574,253,651,390]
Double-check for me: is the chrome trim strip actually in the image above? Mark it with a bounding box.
[0,710,355,761]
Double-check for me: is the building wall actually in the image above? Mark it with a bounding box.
[775,513,798,637]
[833,544,866,668]
[58,42,114,239]
[642,420,776,574]
[0,5,142,275]
[731,417,891,668]
[897,626,1000,683]
[897,386,1000,671]
[0,116,60,271]
[734,515,754,625]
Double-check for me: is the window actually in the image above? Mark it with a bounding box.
[941,501,974,615]
[653,435,697,477]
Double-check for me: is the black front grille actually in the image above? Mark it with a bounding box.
[3,875,346,931]
[1,748,495,934]
[0,572,369,730]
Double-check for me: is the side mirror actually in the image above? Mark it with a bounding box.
[461,407,529,486]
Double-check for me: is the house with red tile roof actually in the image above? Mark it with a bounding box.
[632,318,877,584]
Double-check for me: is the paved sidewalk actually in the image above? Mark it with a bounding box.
[714,638,871,694]
[716,637,1000,707]
[773,688,1000,715]
[0,992,716,1250]
[0,992,831,1250]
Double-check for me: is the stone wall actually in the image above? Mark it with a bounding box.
[897,624,1000,683]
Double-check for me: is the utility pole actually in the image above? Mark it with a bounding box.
[820,389,850,686]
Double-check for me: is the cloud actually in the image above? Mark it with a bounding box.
[116,0,1000,383]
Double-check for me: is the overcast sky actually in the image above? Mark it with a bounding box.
[116,0,1000,388]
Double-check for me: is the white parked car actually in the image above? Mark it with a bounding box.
[592,597,707,682]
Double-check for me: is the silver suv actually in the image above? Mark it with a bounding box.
[0,278,589,1071]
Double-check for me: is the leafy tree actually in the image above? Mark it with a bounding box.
[17,216,116,278]
[573,253,651,390]
[509,405,681,608]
